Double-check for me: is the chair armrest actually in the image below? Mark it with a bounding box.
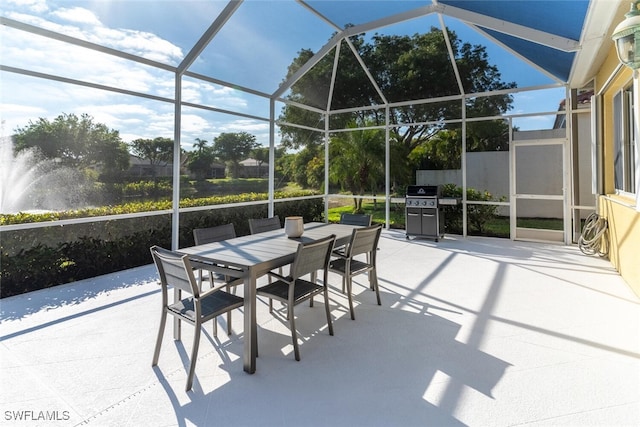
[199,283,232,298]
[267,271,291,282]
[226,277,244,288]
[331,249,348,259]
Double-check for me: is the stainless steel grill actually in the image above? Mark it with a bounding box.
[405,185,444,241]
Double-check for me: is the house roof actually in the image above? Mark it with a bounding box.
[128,155,170,167]
[240,158,268,167]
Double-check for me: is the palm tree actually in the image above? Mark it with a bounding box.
[329,123,384,212]
[193,138,208,153]
[187,138,214,180]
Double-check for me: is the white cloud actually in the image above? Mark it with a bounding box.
[182,80,251,111]
[0,103,46,115]
[1,0,273,145]
[0,104,47,136]
[51,7,101,26]
[180,114,212,135]
[211,119,271,146]
[4,6,184,64]
[4,0,48,13]
[227,119,270,133]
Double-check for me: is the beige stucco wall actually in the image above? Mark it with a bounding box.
[600,196,640,295]
[595,44,640,297]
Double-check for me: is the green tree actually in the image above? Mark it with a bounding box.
[279,28,515,186]
[410,128,462,170]
[250,146,270,178]
[329,125,385,211]
[13,113,129,178]
[441,183,505,235]
[129,137,174,179]
[274,149,296,188]
[288,145,323,189]
[305,155,325,190]
[193,137,208,153]
[187,138,215,180]
[211,132,259,178]
[465,119,510,152]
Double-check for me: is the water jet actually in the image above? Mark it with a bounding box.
[0,136,90,214]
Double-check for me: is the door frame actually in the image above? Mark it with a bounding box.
[510,136,569,243]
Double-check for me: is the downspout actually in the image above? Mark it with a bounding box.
[635,70,640,211]
[570,87,584,242]
[590,93,604,199]
[564,85,573,244]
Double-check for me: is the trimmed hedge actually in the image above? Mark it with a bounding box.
[0,194,323,298]
[440,183,505,235]
[0,191,308,226]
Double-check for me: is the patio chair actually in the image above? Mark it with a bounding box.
[248,215,281,234]
[256,234,336,361]
[193,223,243,335]
[329,223,382,320]
[193,223,239,286]
[249,215,284,280]
[193,222,237,245]
[337,213,373,263]
[150,245,244,391]
[339,213,372,226]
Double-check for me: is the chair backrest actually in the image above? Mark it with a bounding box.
[193,223,236,245]
[290,234,336,279]
[249,215,281,234]
[150,246,199,297]
[346,223,382,259]
[340,213,372,226]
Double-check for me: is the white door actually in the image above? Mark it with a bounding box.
[511,136,568,243]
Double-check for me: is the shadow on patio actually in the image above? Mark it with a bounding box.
[1,230,639,426]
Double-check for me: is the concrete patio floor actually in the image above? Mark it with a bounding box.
[1,229,639,426]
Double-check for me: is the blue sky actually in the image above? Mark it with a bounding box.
[1,0,566,150]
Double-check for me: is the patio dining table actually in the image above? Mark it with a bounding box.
[178,221,361,374]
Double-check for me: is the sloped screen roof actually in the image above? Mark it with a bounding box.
[0,0,601,145]
[483,28,577,82]
[300,0,589,84]
[441,0,588,40]
[440,0,590,81]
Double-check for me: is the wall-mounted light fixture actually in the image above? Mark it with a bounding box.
[613,1,640,69]
[612,1,640,212]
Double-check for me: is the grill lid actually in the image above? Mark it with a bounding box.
[406,185,440,197]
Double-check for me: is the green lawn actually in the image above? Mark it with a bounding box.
[328,203,564,238]
[517,217,563,230]
[327,202,405,228]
